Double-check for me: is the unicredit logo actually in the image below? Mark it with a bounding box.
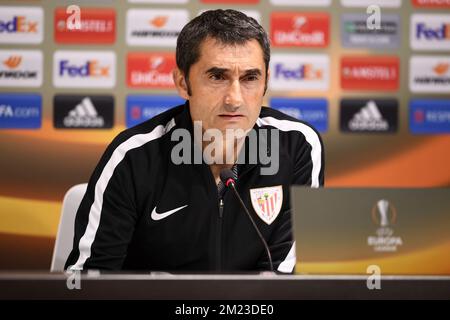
[127,52,175,88]
[413,0,450,7]
[0,16,38,33]
[271,12,329,48]
[59,60,110,78]
[416,23,450,40]
[131,56,172,85]
[274,63,322,80]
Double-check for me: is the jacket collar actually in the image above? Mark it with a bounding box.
[171,101,272,178]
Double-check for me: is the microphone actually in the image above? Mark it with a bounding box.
[220,168,274,272]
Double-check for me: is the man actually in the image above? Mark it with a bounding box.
[65,9,324,273]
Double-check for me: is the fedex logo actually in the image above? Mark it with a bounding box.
[269,54,329,91]
[0,16,38,33]
[0,7,43,44]
[416,23,449,40]
[59,60,110,77]
[411,14,450,51]
[274,64,323,80]
[53,51,116,88]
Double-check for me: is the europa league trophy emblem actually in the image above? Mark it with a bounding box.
[377,199,390,227]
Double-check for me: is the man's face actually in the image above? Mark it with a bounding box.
[174,37,268,134]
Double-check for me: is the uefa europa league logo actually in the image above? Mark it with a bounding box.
[377,199,390,227]
[372,199,396,227]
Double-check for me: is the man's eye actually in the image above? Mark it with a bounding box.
[244,75,258,81]
[210,74,225,81]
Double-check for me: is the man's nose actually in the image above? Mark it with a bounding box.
[224,79,243,111]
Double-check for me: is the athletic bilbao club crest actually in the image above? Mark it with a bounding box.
[249,185,283,225]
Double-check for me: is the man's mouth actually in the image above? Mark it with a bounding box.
[219,114,245,120]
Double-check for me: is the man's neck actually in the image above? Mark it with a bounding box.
[210,163,233,185]
[198,131,247,185]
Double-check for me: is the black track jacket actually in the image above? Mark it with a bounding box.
[65,102,324,273]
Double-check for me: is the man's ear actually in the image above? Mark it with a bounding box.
[173,68,189,100]
[264,68,270,95]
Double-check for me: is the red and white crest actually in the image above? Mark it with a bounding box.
[249,185,283,225]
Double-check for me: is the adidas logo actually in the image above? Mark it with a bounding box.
[63,97,104,127]
[348,100,389,131]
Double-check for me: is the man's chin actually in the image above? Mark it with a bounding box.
[216,117,252,131]
[218,124,250,136]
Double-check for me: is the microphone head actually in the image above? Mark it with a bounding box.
[219,168,235,187]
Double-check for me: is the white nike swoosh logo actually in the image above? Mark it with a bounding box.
[151,205,188,221]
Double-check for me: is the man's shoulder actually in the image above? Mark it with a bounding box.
[103,104,185,159]
[257,106,323,144]
[113,104,184,145]
[125,104,184,137]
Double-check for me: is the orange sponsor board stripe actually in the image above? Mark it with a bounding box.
[0,195,61,237]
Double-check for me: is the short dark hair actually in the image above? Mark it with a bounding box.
[176,9,270,94]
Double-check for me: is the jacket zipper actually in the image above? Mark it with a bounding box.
[216,198,224,271]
